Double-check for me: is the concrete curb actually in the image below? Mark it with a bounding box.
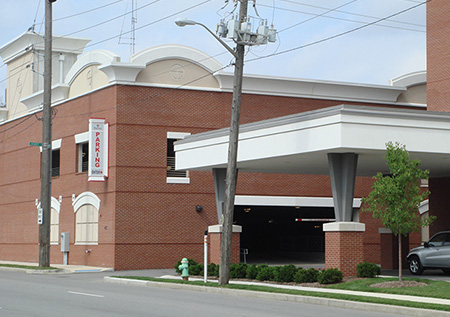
[104,277,450,317]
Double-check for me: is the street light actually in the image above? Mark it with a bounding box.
[175,1,248,286]
[174,18,238,58]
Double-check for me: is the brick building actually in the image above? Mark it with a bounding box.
[0,1,446,272]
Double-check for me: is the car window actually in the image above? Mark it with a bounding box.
[428,233,446,247]
[444,233,450,246]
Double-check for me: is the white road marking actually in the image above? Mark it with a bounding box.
[68,291,104,298]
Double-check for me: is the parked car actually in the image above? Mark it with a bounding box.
[407,231,450,275]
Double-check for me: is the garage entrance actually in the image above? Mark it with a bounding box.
[234,206,334,266]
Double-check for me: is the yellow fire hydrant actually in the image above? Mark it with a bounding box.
[178,258,189,281]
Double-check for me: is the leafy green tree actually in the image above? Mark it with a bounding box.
[362,142,434,281]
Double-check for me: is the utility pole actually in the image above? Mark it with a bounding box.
[218,0,248,286]
[39,0,56,268]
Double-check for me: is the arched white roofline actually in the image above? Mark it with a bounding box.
[65,49,120,85]
[72,191,101,212]
[130,44,222,74]
[390,71,426,88]
[51,196,61,213]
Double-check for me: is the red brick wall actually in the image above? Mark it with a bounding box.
[325,231,364,277]
[427,0,450,112]
[0,86,118,267]
[0,82,415,270]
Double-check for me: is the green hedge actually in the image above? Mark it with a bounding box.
[174,260,345,285]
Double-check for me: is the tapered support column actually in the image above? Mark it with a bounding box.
[328,153,358,222]
[213,168,226,224]
[326,153,363,276]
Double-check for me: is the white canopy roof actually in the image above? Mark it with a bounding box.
[175,105,450,177]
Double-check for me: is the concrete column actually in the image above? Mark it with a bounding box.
[212,168,226,224]
[328,153,358,222]
[208,224,242,264]
[323,222,365,277]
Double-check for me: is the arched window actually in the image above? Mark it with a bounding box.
[72,192,100,245]
[50,197,61,245]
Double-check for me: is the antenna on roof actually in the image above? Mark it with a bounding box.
[118,0,138,56]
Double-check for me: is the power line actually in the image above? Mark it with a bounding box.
[278,0,359,33]
[246,0,429,64]
[83,0,212,50]
[58,0,160,39]
[279,0,425,28]
[35,0,126,25]
[256,3,425,33]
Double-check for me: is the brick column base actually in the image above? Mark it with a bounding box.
[208,225,241,265]
[323,222,365,277]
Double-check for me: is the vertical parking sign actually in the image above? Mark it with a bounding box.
[88,118,109,182]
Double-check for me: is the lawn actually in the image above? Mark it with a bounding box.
[112,275,450,312]
[325,277,450,299]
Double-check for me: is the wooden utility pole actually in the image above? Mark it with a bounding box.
[39,0,56,268]
[218,0,248,286]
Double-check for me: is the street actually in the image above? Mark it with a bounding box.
[0,270,401,317]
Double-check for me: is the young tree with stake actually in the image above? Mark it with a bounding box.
[362,142,434,281]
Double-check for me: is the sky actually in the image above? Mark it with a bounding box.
[0,0,427,103]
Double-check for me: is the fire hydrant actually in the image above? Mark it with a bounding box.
[178,258,189,281]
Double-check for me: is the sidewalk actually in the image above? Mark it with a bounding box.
[0,260,113,273]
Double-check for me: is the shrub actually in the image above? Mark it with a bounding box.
[275,264,297,283]
[294,268,319,283]
[317,268,343,284]
[189,263,203,276]
[256,266,276,281]
[174,258,199,274]
[207,263,219,277]
[246,264,258,279]
[230,263,248,279]
[356,262,381,278]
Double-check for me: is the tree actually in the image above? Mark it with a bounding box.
[362,142,434,281]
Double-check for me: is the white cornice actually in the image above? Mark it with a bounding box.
[20,84,70,110]
[99,62,146,83]
[0,32,90,63]
[215,72,406,104]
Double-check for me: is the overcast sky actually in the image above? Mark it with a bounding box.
[0,0,426,102]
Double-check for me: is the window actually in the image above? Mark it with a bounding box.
[75,131,89,173]
[429,233,446,247]
[50,196,61,245]
[41,139,61,177]
[166,132,190,184]
[50,208,59,244]
[77,142,89,173]
[75,204,99,244]
[52,149,60,177]
[73,192,100,245]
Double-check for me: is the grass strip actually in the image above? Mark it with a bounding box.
[0,264,57,270]
[112,276,450,312]
[325,277,450,299]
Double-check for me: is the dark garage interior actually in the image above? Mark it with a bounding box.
[234,206,335,266]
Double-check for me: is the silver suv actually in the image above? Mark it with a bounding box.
[407,231,450,275]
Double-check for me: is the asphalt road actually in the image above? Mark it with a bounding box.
[0,270,401,317]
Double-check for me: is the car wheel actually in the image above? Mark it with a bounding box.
[442,269,450,275]
[408,256,424,275]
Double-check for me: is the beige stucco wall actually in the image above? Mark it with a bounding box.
[396,84,426,105]
[68,65,109,99]
[6,51,34,119]
[136,59,219,88]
